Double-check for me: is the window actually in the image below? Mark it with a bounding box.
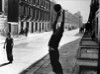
[33,0,36,4]
[24,6,26,16]
[30,8,33,16]
[32,8,35,20]
[32,0,34,4]
[38,10,40,21]
[48,3,50,10]
[26,6,28,16]
[43,0,45,8]
[36,10,39,20]
[37,0,39,5]
[39,0,41,7]
[40,11,42,21]
[44,1,46,8]
[41,0,44,7]
[19,5,23,16]
[34,9,37,20]
[35,0,39,5]
[29,7,31,16]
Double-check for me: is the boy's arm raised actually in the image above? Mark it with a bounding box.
[53,12,61,33]
[60,10,65,32]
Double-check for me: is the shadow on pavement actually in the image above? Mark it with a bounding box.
[0,62,11,67]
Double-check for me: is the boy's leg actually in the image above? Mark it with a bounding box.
[49,49,63,74]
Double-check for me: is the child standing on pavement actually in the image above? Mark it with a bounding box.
[4,32,14,63]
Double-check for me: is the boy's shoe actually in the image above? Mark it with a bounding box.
[9,61,13,63]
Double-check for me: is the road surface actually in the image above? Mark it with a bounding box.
[0,29,80,74]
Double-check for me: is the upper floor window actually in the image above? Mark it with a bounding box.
[41,0,44,7]
[23,6,26,15]
[37,0,39,5]
[29,7,31,16]
[33,0,36,4]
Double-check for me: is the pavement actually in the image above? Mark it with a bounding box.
[20,37,81,74]
[74,32,98,74]
[0,29,81,74]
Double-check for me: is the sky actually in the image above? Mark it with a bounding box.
[54,0,91,23]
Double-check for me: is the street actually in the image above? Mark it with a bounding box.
[0,29,80,74]
[0,0,99,73]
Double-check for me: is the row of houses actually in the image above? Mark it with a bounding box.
[8,0,51,35]
[65,10,82,29]
[0,0,83,36]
